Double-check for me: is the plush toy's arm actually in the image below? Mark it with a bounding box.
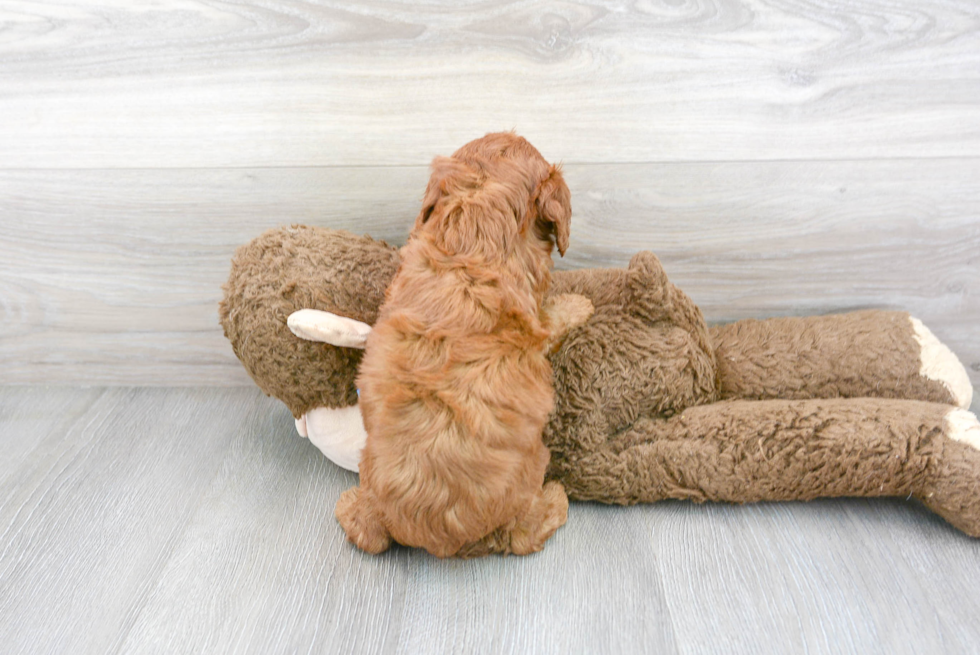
[287,309,372,348]
[710,310,972,409]
[286,308,372,472]
[563,397,980,537]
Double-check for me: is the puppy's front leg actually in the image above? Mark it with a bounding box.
[335,486,392,554]
[542,293,594,352]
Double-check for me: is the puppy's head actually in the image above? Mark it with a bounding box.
[413,133,571,257]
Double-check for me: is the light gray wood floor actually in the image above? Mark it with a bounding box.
[1,385,979,655]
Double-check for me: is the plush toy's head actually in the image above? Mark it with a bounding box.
[220,226,399,418]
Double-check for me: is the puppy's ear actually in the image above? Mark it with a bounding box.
[534,165,572,256]
[414,156,470,232]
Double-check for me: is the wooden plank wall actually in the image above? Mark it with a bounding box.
[1,0,978,385]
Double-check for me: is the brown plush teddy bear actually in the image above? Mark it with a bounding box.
[220,225,980,545]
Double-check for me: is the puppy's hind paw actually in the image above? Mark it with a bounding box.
[335,487,392,555]
[509,481,569,556]
[540,480,570,533]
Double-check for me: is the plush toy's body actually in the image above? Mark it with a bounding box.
[220,226,980,543]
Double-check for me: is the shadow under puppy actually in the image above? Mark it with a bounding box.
[336,133,594,557]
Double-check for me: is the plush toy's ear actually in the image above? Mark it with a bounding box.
[534,164,571,256]
[414,156,473,232]
[287,309,372,349]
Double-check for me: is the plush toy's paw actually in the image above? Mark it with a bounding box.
[287,309,372,348]
[304,405,367,472]
[919,408,980,538]
[945,408,980,451]
[335,487,393,555]
[911,317,973,409]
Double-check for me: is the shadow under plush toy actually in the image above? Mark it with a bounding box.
[220,225,980,547]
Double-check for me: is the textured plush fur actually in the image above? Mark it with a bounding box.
[336,134,589,557]
[221,227,980,545]
[219,226,399,416]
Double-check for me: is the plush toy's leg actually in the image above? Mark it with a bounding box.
[920,409,980,536]
[335,486,393,554]
[303,405,367,472]
[455,481,569,558]
[562,399,980,537]
[711,311,972,408]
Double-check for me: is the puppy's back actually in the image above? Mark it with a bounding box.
[356,239,555,556]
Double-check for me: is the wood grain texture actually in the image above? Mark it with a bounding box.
[0,166,428,385]
[0,386,979,654]
[563,158,980,385]
[2,160,977,385]
[0,387,255,654]
[1,0,979,168]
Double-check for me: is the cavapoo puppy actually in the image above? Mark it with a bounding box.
[335,132,594,557]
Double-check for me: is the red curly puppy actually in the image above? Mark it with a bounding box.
[335,133,593,557]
